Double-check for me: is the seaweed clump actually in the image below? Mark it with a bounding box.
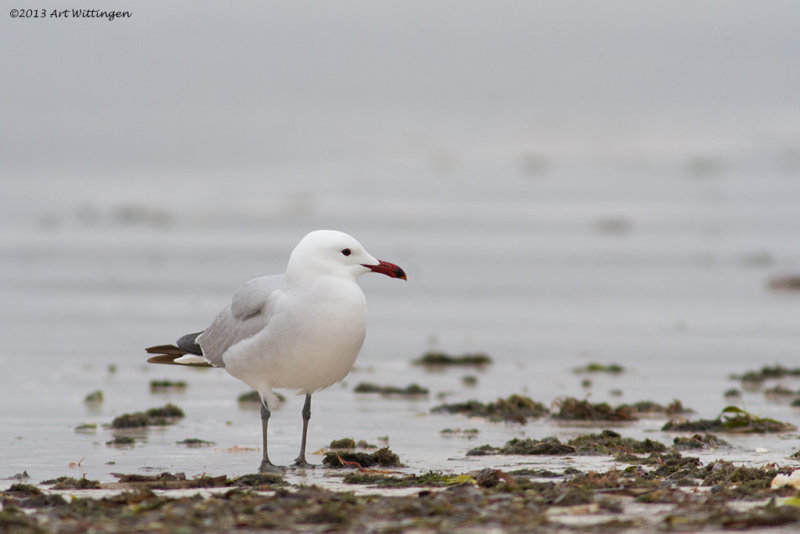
[662,406,796,434]
[353,382,429,396]
[432,394,548,423]
[672,433,730,450]
[40,477,101,490]
[413,351,493,367]
[110,403,184,428]
[176,438,215,447]
[621,399,693,417]
[322,447,401,468]
[730,365,800,384]
[701,461,787,497]
[499,437,576,455]
[7,465,800,532]
[106,435,136,446]
[569,430,666,454]
[83,390,104,404]
[149,379,187,391]
[574,362,625,374]
[343,471,477,488]
[764,385,800,399]
[328,438,377,449]
[229,473,286,488]
[552,397,637,422]
[468,430,666,457]
[110,472,229,490]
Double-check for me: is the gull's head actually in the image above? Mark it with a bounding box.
[287,230,407,282]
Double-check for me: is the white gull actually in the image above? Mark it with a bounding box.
[145,229,406,471]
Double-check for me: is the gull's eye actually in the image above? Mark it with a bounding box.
[341,248,351,256]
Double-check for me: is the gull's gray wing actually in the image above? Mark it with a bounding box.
[197,274,286,368]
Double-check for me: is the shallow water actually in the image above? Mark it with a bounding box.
[2,2,800,492]
[2,149,800,486]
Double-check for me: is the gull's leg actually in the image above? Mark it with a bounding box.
[258,402,283,473]
[292,394,314,468]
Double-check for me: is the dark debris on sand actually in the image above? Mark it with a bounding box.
[413,351,493,367]
[552,397,637,422]
[662,406,796,434]
[4,483,798,534]
[730,365,800,383]
[149,379,187,391]
[432,394,549,423]
[5,456,800,534]
[672,433,730,450]
[620,399,694,416]
[322,447,402,468]
[40,477,101,490]
[110,403,184,428]
[176,438,216,447]
[353,382,429,396]
[573,362,625,374]
[468,430,668,457]
[328,438,377,449]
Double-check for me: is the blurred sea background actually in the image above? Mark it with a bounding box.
[2,1,799,481]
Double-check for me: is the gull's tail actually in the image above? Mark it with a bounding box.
[145,331,213,367]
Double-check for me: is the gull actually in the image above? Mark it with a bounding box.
[145,230,406,471]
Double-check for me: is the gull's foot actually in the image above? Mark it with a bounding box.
[291,458,316,469]
[259,460,285,473]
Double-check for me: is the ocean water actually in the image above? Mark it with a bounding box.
[2,1,800,485]
[2,142,799,483]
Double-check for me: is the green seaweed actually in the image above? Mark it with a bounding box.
[469,430,667,457]
[461,375,478,386]
[353,382,429,396]
[176,438,215,447]
[552,397,637,421]
[731,365,800,383]
[620,399,693,416]
[662,406,796,434]
[7,464,800,532]
[327,438,377,449]
[4,483,42,496]
[149,379,187,391]
[432,394,548,423]
[574,362,625,374]
[569,430,666,454]
[229,473,286,487]
[110,403,184,428]
[343,471,473,488]
[413,351,493,366]
[501,437,577,455]
[83,390,104,403]
[322,447,401,468]
[40,476,101,490]
[672,433,729,450]
[106,435,136,446]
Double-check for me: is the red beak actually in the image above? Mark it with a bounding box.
[363,259,407,280]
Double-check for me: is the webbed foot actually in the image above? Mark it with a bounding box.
[291,458,316,469]
[259,460,285,473]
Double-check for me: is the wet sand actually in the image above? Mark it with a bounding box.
[3,355,800,532]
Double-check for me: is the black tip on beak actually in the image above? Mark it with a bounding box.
[363,260,407,280]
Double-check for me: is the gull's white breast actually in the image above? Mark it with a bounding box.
[222,276,367,395]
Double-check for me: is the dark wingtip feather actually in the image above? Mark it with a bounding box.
[146,354,182,365]
[145,344,186,355]
[176,331,204,356]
